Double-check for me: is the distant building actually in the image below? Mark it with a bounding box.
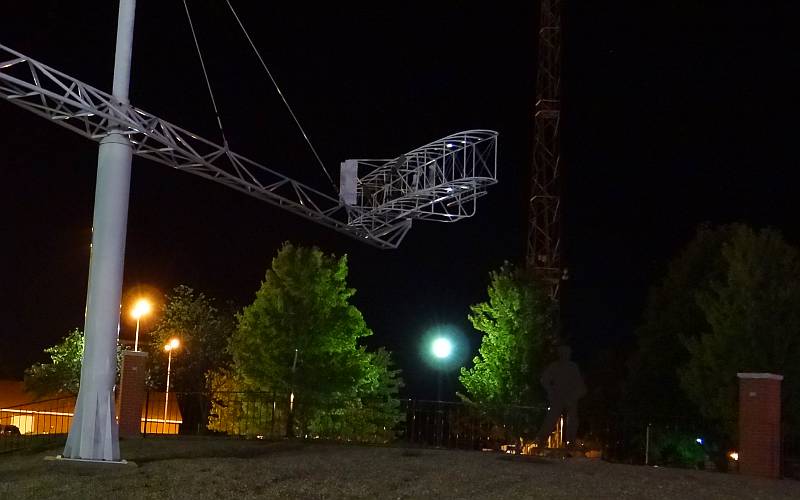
[0,380,182,435]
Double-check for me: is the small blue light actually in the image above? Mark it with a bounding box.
[695,437,703,445]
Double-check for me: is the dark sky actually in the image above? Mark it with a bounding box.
[1,2,798,399]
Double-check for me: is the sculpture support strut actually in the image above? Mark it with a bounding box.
[63,0,136,461]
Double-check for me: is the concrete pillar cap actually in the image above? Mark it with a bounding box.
[737,372,783,380]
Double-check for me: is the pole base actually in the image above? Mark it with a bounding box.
[45,455,136,467]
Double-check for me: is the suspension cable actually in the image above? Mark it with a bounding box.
[224,0,336,189]
[182,0,229,148]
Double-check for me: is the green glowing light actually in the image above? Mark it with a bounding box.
[432,337,453,359]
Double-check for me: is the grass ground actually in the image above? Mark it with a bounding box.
[0,437,797,499]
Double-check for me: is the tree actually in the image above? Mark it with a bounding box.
[147,285,235,434]
[228,242,404,440]
[24,328,123,397]
[679,225,800,442]
[24,328,85,396]
[459,263,557,407]
[306,348,405,442]
[626,224,735,417]
[147,285,234,393]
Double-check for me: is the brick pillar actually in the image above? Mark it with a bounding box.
[737,372,782,478]
[118,350,149,438]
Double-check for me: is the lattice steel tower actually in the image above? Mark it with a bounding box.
[527,0,564,299]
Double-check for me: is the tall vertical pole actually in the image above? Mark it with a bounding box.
[164,349,172,431]
[286,348,299,438]
[134,316,141,352]
[63,0,136,461]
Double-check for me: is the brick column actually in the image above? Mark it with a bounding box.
[118,350,149,438]
[737,372,782,478]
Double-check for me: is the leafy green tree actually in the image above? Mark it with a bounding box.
[459,263,557,407]
[679,225,800,442]
[626,224,735,417]
[24,329,123,397]
[24,328,85,396]
[147,285,234,392]
[307,348,405,442]
[228,242,403,440]
[147,285,235,434]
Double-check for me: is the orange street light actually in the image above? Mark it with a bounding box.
[130,298,152,351]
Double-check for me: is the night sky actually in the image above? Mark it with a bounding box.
[1,3,798,399]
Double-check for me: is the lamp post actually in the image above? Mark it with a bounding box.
[163,338,180,432]
[430,336,452,447]
[431,337,453,402]
[131,298,152,352]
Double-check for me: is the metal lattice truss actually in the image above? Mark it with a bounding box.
[0,43,498,249]
[527,0,563,295]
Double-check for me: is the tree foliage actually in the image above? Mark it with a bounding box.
[678,225,800,440]
[147,285,234,392]
[626,224,734,416]
[459,263,557,407]
[24,328,85,396]
[227,242,403,441]
[24,328,123,397]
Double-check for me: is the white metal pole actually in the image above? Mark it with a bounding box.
[164,349,172,432]
[63,0,136,461]
[134,317,141,352]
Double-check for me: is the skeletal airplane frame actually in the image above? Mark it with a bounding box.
[0,43,498,249]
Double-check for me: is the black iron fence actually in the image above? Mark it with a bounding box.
[401,399,545,451]
[140,392,711,466]
[0,396,73,454]
[0,389,780,477]
[141,390,399,443]
[582,412,708,466]
[141,391,284,438]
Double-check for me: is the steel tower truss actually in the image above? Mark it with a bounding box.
[527,0,563,297]
[0,43,498,249]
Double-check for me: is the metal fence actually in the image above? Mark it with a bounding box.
[142,391,403,444]
[135,393,716,463]
[141,391,327,440]
[401,399,545,451]
[4,390,779,477]
[0,396,73,454]
[581,412,707,466]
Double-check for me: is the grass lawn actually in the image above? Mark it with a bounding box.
[0,437,797,499]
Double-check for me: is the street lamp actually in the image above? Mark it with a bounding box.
[163,338,180,432]
[430,335,454,448]
[431,336,453,402]
[432,337,453,360]
[131,298,152,351]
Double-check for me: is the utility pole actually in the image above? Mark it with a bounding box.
[62,0,136,461]
[286,348,299,438]
[527,0,564,301]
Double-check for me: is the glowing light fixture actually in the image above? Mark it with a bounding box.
[432,337,453,359]
[131,298,152,351]
[165,338,180,351]
[131,298,152,319]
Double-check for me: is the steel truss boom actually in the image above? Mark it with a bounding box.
[0,43,498,249]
